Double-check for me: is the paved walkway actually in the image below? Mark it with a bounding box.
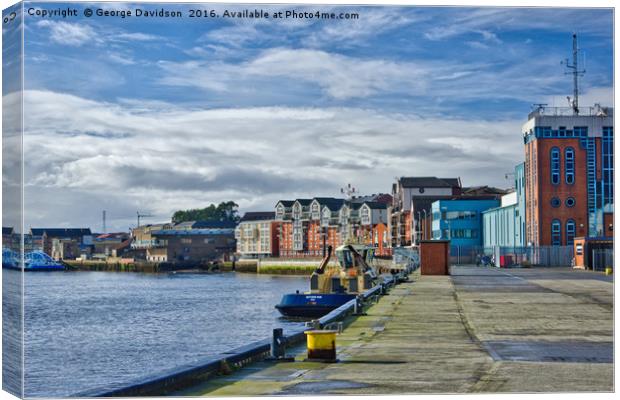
[174,266,613,395]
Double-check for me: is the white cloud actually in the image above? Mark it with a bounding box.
[34,20,161,48]
[159,48,434,100]
[36,20,99,46]
[14,90,525,230]
[424,8,611,41]
[113,32,160,42]
[157,47,570,105]
[303,8,421,47]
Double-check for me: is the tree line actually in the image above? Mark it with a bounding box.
[171,201,240,223]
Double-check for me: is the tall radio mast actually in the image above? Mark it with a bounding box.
[562,33,586,115]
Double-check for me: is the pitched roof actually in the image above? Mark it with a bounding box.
[2,227,14,235]
[461,186,509,196]
[362,201,388,210]
[240,212,275,222]
[191,220,237,229]
[399,177,461,188]
[30,228,92,237]
[440,178,462,187]
[347,202,363,210]
[276,200,294,207]
[314,197,345,207]
[321,199,346,211]
[95,232,129,240]
[173,221,195,229]
[294,199,313,206]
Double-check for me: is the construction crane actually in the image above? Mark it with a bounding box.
[136,211,153,228]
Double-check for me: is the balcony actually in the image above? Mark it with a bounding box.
[131,239,167,249]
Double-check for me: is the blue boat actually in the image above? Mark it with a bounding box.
[2,248,66,271]
[276,293,356,318]
[275,244,378,318]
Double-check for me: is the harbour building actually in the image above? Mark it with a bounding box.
[523,104,613,246]
[432,199,501,246]
[235,212,279,258]
[482,163,527,247]
[389,177,462,247]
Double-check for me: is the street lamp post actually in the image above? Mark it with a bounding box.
[422,209,428,240]
[416,211,421,245]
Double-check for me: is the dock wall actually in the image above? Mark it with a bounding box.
[72,272,409,397]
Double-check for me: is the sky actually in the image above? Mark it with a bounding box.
[2,2,614,232]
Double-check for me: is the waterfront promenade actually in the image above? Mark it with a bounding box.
[175,266,613,395]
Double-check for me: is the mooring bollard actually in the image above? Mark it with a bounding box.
[353,294,365,315]
[271,328,285,359]
[267,328,294,362]
[304,330,338,362]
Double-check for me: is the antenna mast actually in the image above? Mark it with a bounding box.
[102,210,106,233]
[562,33,586,115]
[340,183,357,199]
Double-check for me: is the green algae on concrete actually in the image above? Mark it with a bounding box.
[172,267,613,396]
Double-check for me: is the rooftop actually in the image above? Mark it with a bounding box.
[528,105,613,120]
[31,228,92,237]
[240,212,276,222]
[399,177,461,189]
[151,229,235,236]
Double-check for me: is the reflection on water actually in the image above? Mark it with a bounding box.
[15,270,307,397]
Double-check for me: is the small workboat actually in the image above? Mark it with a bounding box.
[275,244,378,318]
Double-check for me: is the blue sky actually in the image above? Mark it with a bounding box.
[3,3,614,231]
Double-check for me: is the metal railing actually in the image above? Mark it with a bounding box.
[528,105,613,119]
[450,245,574,267]
[591,249,614,272]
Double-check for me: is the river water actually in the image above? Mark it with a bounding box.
[5,270,308,397]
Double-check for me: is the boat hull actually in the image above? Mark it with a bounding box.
[2,264,65,271]
[275,293,356,318]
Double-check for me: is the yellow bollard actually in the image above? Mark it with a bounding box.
[605,267,613,275]
[304,330,338,362]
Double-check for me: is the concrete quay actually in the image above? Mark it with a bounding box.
[174,266,613,395]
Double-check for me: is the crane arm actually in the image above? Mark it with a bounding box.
[314,245,333,274]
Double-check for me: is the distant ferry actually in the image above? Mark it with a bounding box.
[275,244,378,318]
[2,248,65,271]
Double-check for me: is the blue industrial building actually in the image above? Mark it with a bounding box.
[431,198,501,248]
[482,163,526,247]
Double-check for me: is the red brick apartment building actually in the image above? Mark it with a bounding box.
[523,105,614,246]
[275,195,392,258]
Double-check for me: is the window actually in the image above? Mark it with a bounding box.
[276,205,285,219]
[565,147,575,184]
[292,203,301,220]
[551,219,561,246]
[551,197,561,208]
[311,202,320,220]
[550,147,560,185]
[321,208,330,227]
[360,206,371,225]
[565,197,575,208]
[566,220,576,246]
[574,126,588,137]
